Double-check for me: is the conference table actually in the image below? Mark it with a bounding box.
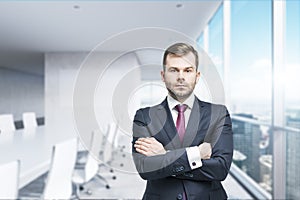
[0,125,77,188]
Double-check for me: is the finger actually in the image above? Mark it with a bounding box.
[138,138,152,144]
[203,142,212,148]
[136,147,149,156]
[135,141,151,148]
[149,137,157,141]
[135,144,149,151]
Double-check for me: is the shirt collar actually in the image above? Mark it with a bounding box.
[167,94,195,111]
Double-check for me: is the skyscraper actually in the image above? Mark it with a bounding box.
[232,113,262,182]
[286,109,300,199]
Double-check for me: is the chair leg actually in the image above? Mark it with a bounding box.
[73,182,94,198]
[95,174,110,189]
[71,183,80,200]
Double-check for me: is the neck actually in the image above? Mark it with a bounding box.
[168,92,189,103]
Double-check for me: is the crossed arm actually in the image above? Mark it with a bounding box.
[134,137,212,159]
[132,106,233,182]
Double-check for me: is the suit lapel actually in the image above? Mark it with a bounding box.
[154,97,209,149]
[182,98,208,147]
[154,98,181,149]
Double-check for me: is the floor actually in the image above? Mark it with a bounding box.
[19,135,252,200]
[77,150,252,200]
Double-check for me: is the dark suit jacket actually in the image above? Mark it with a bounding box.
[132,97,233,200]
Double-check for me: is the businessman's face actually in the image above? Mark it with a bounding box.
[161,52,200,102]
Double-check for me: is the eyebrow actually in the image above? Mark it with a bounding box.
[168,66,195,70]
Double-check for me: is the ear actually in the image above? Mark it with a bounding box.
[161,70,165,82]
[195,71,200,84]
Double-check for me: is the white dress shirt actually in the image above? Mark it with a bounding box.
[167,94,202,169]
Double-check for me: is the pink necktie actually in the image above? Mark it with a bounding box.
[175,104,188,199]
[175,104,188,143]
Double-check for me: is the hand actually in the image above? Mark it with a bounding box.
[198,142,212,159]
[134,137,166,156]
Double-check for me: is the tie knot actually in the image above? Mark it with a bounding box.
[175,104,188,113]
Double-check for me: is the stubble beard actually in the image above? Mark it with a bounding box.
[166,82,196,102]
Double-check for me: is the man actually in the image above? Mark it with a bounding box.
[132,43,233,200]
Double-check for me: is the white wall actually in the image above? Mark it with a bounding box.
[0,67,44,121]
[45,52,141,147]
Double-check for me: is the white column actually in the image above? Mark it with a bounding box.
[203,25,209,53]
[223,0,231,109]
[272,0,286,199]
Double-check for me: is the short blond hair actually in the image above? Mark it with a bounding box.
[163,42,198,71]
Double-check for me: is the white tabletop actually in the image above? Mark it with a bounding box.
[0,126,77,188]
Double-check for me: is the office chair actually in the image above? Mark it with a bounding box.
[103,123,127,169]
[73,130,110,197]
[0,160,20,199]
[0,114,16,134]
[22,112,38,129]
[19,137,77,199]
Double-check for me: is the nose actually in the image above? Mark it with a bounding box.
[177,70,185,80]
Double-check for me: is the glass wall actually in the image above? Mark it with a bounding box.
[230,0,272,122]
[197,5,224,81]
[285,1,300,199]
[199,0,275,197]
[230,0,273,194]
[208,5,224,80]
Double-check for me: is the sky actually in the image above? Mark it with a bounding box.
[198,0,300,117]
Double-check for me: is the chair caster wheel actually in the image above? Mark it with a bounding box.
[106,185,110,189]
[86,190,92,195]
[110,169,114,173]
[112,176,116,180]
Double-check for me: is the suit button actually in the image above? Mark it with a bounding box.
[177,194,183,200]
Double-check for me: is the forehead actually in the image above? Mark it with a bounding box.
[165,52,196,68]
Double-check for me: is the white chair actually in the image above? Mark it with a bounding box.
[22,112,38,129]
[19,137,77,199]
[103,123,126,169]
[73,131,110,197]
[103,123,118,164]
[0,160,20,199]
[95,128,117,179]
[0,114,16,134]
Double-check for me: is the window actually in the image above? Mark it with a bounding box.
[230,0,272,122]
[230,0,273,194]
[208,5,224,80]
[285,1,300,199]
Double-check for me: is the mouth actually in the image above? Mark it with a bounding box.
[175,85,187,91]
[175,85,186,87]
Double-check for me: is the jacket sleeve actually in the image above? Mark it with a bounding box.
[174,106,233,181]
[132,109,194,180]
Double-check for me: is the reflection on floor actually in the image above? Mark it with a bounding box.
[77,150,145,200]
[78,151,252,200]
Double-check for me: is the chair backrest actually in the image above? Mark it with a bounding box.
[22,112,38,129]
[84,130,104,181]
[103,124,117,163]
[0,114,16,133]
[106,123,118,147]
[90,129,104,157]
[43,137,77,199]
[84,154,99,182]
[0,160,20,199]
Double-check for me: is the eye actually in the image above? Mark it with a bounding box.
[169,69,176,72]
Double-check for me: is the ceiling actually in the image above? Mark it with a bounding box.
[0,1,221,74]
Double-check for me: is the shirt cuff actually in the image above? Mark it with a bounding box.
[186,146,202,169]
